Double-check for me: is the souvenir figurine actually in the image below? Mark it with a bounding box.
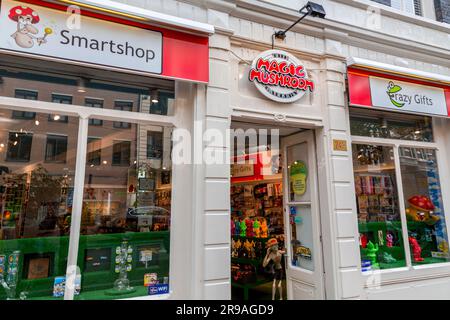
[262,238,285,300]
[386,233,394,248]
[360,233,368,249]
[366,241,379,268]
[244,239,253,258]
[240,219,247,237]
[382,251,397,264]
[260,218,269,238]
[409,236,424,262]
[245,218,254,238]
[406,195,440,226]
[231,239,238,258]
[249,240,256,259]
[234,219,241,237]
[253,218,261,238]
[231,219,235,236]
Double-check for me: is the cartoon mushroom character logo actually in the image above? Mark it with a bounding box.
[8,6,50,48]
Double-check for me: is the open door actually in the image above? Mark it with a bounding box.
[281,130,325,300]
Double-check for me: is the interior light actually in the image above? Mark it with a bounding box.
[54,115,61,121]
[103,160,108,165]
[35,120,40,126]
[415,130,421,134]
[77,77,89,93]
[150,89,159,104]
[0,143,4,148]
[13,141,18,146]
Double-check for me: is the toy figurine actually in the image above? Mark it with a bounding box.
[260,218,268,238]
[366,241,379,268]
[360,233,368,249]
[245,218,254,238]
[234,219,241,237]
[262,238,285,300]
[244,239,253,258]
[409,236,424,262]
[382,251,397,264]
[231,239,238,258]
[253,218,261,238]
[239,219,247,237]
[231,219,235,236]
[386,233,394,248]
[406,195,440,226]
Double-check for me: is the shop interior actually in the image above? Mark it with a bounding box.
[230,120,308,300]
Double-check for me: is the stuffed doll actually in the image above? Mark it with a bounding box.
[240,219,247,237]
[245,218,254,238]
[234,219,241,236]
[253,218,261,238]
[231,219,235,236]
[260,218,269,238]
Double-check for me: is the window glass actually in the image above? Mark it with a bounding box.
[6,132,33,162]
[12,89,37,120]
[148,91,174,116]
[86,99,103,126]
[113,101,132,129]
[87,138,101,167]
[45,135,68,163]
[350,111,433,142]
[49,95,71,123]
[0,108,78,300]
[399,148,450,265]
[147,132,163,160]
[352,144,407,271]
[78,121,172,299]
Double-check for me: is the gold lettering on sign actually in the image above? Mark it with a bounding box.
[231,164,254,178]
[333,139,348,152]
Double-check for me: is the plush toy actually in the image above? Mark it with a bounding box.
[231,239,238,258]
[382,251,397,264]
[386,233,394,248]
[253,218,261,238]
[366,241,379,268]
[245,218,254,238]
[360,233,368,249]
[234,220,241,236]
[409,236,424,262]
[231,219,235,236]
[240,219,247,237]
[406,195,440,226]
[260,218,269,238]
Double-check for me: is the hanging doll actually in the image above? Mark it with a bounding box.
[231,239,238,258]
[260,218,269,238]
[240,218,247,237]
[262,238,286,300]
[231,219,235,236]
[253,218,261,238]
[234,219,241,237]
[245,218,254,238]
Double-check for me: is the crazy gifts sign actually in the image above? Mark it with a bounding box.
[0,0,162,74]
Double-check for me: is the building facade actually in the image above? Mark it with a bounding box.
[0,0,449,300]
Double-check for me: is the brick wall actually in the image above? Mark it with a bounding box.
[435,0,450,23]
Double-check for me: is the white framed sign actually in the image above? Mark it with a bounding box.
[370,76,448,117]
[248,49,314,103]
[0,0,162,74]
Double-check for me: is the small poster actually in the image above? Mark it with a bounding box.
[148,283,169,296]
[53,275,81,297]
[144,273,158,287]
[290,161,308,196]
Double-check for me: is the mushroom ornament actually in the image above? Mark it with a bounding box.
[8,6,46,48]
[406,195,440,226]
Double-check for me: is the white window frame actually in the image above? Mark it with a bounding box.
[351,132,450,285]
[0,95,177,300]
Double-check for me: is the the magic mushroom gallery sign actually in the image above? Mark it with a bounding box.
[0,0,210,82]
[249,50,315,103]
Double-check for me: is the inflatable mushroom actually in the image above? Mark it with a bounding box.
[406,195,440,225]
[9,6,41,48]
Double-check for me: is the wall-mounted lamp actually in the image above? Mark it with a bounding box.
[272,1,326,45]
[150,89,159,104]
[77,77,89,93]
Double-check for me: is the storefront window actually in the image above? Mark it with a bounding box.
[350,110,433,142]
[0,108,78,299]
[78,121,172,299]
[399,148,450,265]
[352,144,407,270]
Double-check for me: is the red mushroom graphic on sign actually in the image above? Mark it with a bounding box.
[8,5,51,48]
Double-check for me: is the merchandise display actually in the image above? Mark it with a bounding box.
[230,179,285,299]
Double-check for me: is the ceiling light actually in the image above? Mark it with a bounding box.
[0,143,4,148]
[77,77,89,93]
[54,115,61,121]
[35,120,40,126]
[150,89,159,104]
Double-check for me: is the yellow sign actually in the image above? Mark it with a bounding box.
[231,163,254,178]
[333,139,348,152]
[290,161,307,196]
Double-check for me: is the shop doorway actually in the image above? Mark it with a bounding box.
[230,121,324,300]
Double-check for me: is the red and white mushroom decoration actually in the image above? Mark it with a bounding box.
[8,6,40,24]
[408,195,435,212]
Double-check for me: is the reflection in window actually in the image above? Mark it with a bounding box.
[400,148,450,265]
[149,91,174,115]
[45,135,68,163]
[86,99,103,126]
[87,137,101,166]
[352,144,406,271]
[6,132,33,162]
[49,94,71,123]
[112,141,131,167]
[113,101,132,129]
[147,131,163,160]
[12,89,38,120]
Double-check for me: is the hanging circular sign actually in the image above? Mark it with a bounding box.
[249,50,314,103]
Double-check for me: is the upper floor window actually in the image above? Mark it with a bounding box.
[113,101,132,129]
[12,89,37,120]
[371,0,423,16]
[6,132,33,162]
[49,94,71,123]
[85,98,103,126]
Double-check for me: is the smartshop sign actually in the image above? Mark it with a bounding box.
[0,0,162,74]
[370,76,448,117]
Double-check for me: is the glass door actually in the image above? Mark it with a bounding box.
[281,130,324,299]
